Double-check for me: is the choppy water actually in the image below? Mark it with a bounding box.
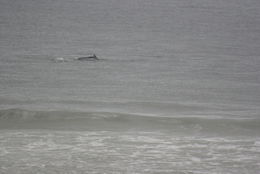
[1,130,259,174]
[1,0,260,173]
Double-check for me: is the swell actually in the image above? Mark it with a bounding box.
[0,108,259,136]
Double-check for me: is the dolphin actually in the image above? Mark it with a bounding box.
[76,54,99,61]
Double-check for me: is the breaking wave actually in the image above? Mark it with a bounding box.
[0,108,259,136]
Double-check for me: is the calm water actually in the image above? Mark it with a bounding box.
[0,0,260,173]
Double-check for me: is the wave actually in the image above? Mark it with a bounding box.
[0,108,259,136]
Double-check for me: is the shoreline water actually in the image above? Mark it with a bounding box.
[1,0,260,173]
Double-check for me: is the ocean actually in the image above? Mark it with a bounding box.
[0,0,260,173]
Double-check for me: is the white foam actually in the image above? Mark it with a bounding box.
[53,57,66,62]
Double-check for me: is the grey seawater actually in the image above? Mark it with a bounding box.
[1,0,260,173]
